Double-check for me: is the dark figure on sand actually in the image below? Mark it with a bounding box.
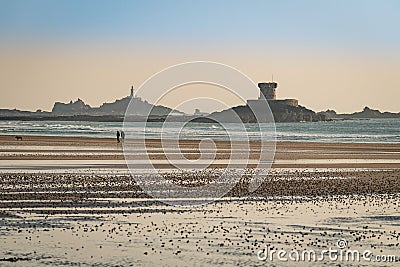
[121,130,125,143]
[15,136,22,141]
[116,131,120,143]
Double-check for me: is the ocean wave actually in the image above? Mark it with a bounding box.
[1,119,399,143]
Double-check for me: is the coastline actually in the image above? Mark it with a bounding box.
[0,134,399,168]
[1,134,400,199]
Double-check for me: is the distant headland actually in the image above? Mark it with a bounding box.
[0,83,399,123]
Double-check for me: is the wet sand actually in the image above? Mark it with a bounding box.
[0,134,399,266]
[1,134,400,168]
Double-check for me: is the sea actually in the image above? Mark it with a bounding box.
[0,118,399,143]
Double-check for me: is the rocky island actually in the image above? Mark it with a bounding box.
[1,82,398,123]
[207,82,327,123]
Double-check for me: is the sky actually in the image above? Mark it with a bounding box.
[0,0,399,113]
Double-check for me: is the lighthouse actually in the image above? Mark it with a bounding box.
[130,85,134,98]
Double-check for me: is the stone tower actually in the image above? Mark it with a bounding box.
[258,82,277,100]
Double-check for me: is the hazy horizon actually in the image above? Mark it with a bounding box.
[1,0,399,114]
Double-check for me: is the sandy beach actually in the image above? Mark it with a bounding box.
[0,134,399,265]
[1,134,400,167]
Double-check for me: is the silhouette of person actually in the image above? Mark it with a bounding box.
[121,130,125,143]
[116,131,120,143]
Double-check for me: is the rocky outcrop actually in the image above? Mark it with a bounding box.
[51,96,182,116]
[52,99,91,115]
[269,102,327,122]
[319,106,400,120]
[209,101,327,123]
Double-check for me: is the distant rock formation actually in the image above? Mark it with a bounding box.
[52,99,91,115]
[51,87,183,116]
[0,108,44,116]
[208,101,326,123]
[208,82,327,123]
[93,96,132,115]
[269,102,327,122]
[1,84,398,123]
[319,106,400,120]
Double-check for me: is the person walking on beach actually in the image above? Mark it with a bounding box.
[116,130,120,143]
[121,130,125,143]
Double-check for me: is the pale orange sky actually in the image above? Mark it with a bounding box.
[1,1,400,114]
[1,43,399,114]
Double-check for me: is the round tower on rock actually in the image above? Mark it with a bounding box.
[258,82,277,100]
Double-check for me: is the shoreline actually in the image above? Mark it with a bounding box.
[0,134,399,199]
[2,133,400,148]
[0,134,399,169]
